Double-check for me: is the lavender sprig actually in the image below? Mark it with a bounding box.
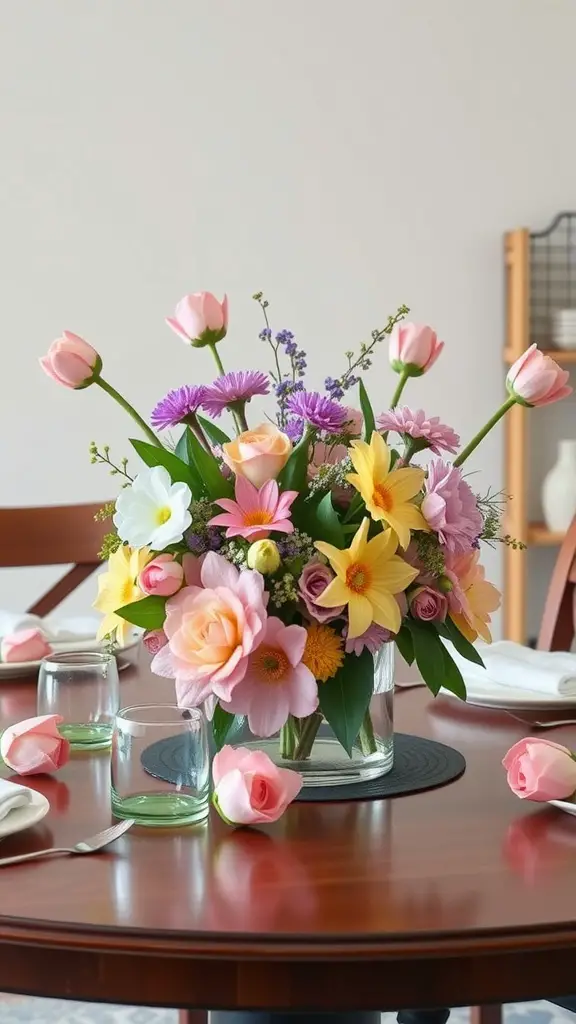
[325,304,410,400]
[253,291,308,427]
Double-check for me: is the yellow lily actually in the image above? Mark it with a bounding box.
[347,431,428,548]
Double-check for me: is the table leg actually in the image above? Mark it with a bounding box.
[210,1014,381,1024]
[470,1006,502,1024]
[178,1013,208,1024]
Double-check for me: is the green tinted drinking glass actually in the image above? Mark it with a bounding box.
[38,651,119,750]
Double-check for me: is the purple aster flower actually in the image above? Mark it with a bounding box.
[286,390,347,434]
[284,416,305,444]
[151,385,207,430]
[377,406,460,455]
[422,460,484,553]
[185,530,208,555]
[201,370,270,418]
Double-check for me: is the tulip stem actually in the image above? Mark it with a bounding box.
[390,368,410,410]
[453,396,516,468]
[95,377,162,448]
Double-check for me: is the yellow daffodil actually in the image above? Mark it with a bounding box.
[346,431,428,549]
[315,518,418,638]
[93,544,151,643]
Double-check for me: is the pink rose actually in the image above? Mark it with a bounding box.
[503,737,576,802]
[409,584,448,623]
[138,554,184,597]
[1,628,52,663]
[165,292,228,348]
[222,423,292,488]
[142,629,168,655]
[0,714,70,775]
[299,560,344,623]
[151,552,268,708]
[507,343,572,408]
[39,331,101,389]
[389,323,444,376]
[212,745,302,825]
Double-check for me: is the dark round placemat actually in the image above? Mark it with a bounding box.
[141,733,465,802]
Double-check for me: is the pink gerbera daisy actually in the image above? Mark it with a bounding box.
[225,617,319,736]
[376,406,460,455]
[208,476,298,541]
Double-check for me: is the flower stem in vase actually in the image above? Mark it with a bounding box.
[357,709,378,756]
[293,711,323,760]
[279,717,299,759]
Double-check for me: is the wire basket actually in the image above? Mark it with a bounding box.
[530,211,576,349]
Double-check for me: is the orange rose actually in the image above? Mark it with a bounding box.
[222,423,292,487]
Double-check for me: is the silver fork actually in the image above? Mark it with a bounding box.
[0,818,135,867]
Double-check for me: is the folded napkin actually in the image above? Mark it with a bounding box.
[0,612,100,643]
[0,778,33,822]
[449,640,576,697]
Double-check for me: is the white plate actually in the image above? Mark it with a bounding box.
[441,676,576,711]
[549,799,576,818]
[0,789,50,839]
[0,632,141,680]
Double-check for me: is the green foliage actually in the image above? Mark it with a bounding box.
[437,617,485,668]
[358,378,375,442]
[394,625,414,666]
[196,414,231,446]
[318,648,374,756]
[130,438,196,490]
[406,619,446,696]
[115,595,166,629]
[185,430,233,500]
[212,706,245,751]
[98,532,122,561]
[278,432,311,493]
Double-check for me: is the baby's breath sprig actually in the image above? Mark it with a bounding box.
[98,532,122,561]
[94,501,116,522]
[414,531,445,578]
[89,442,133,483]
[325,304,409,400]
[270,572,299,609]
[307,455,353,497]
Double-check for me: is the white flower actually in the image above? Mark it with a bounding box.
[113,466,192,548]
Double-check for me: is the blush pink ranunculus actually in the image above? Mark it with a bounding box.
[150,552,268,708]
[40,332,101,389]
[1,628,52,664]
[503,737,576,802]
[142,629,168,655]
[409,584,448,623]
[389,323,444,376]
[212,745,303,825]
[0,714,70,775]
[506,344,572,408]
[224,616,318,737]
[165,292,228,348]
[138,554,184,597]
[222,423,292,488]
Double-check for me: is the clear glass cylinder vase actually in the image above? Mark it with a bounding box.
[237,643,394,787]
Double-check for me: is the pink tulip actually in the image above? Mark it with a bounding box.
[503,737,576,802]
[166,292,228,348]
[138,554,184,597]
[409,585,448,623]
[0,714,70,775]
[142,629,168,655]
[1,628,52,664]
[212,745,302,825]
[389,323,444,376]
[40,331,101,389]
[506,344,572,407]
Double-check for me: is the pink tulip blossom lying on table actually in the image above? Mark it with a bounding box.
[1,628,52,663]
[212,745,303,826]
[1,714,70,775]
[503,737,576,802]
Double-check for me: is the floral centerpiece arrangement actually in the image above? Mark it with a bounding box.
[41,293,571,786]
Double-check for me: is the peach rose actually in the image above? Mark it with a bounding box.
[503,737,576,802]
[151,552,267,708]
[1,628,52,663]
[1,714,70,775]
[222,423,292,488]
[212,745,302,825]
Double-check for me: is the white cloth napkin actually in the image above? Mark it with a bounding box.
[0,612,100,643]
[0,778,33,822]
[449,640,576,697]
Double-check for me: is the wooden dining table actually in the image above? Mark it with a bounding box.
[1,649,576,1021]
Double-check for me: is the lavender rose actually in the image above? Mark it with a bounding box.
[299,560,345,623]
[409,585,448,623]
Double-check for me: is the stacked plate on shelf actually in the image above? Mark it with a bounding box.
[553,308,576,350]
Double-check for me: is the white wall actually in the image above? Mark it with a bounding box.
[1,0,575,630]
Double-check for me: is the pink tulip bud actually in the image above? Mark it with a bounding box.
[409,585,448,623]
[166,292,228,348]
[506,344,572,407]
[503,737,576,801]
[389,323,444,377]
[0,714,70,775]
[138,554,184,597]
[212,745,302,825]
[40,331,102,390]
[1,628,52,663]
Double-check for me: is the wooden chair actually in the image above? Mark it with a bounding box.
[537,515,576,652]
[0,504,108,616]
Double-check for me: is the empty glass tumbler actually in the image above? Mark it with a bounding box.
[38,651,119,750]
[111,705,209,827]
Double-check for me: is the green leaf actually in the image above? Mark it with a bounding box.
[318,648,374,756]
[277,432,310,493]
[441,645,467,700]
[439,617,485,668]
[196,414,231,446]
[130,438,195,489]
[342,492,364,524]
[407,619,446,696]
[186,431,233,500]
[299,491,345,547]
[174,430,204,495]
[358,379,375,442]
[395,625,414,666]
[116,595,166,629]
[211,707,246,751]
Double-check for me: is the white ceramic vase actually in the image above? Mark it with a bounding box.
[542,439,576,532]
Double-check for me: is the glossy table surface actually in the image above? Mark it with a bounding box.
[2,649,576,1012]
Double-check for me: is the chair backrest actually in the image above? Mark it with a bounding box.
[0,504,108,617]
[537,515,576,651]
